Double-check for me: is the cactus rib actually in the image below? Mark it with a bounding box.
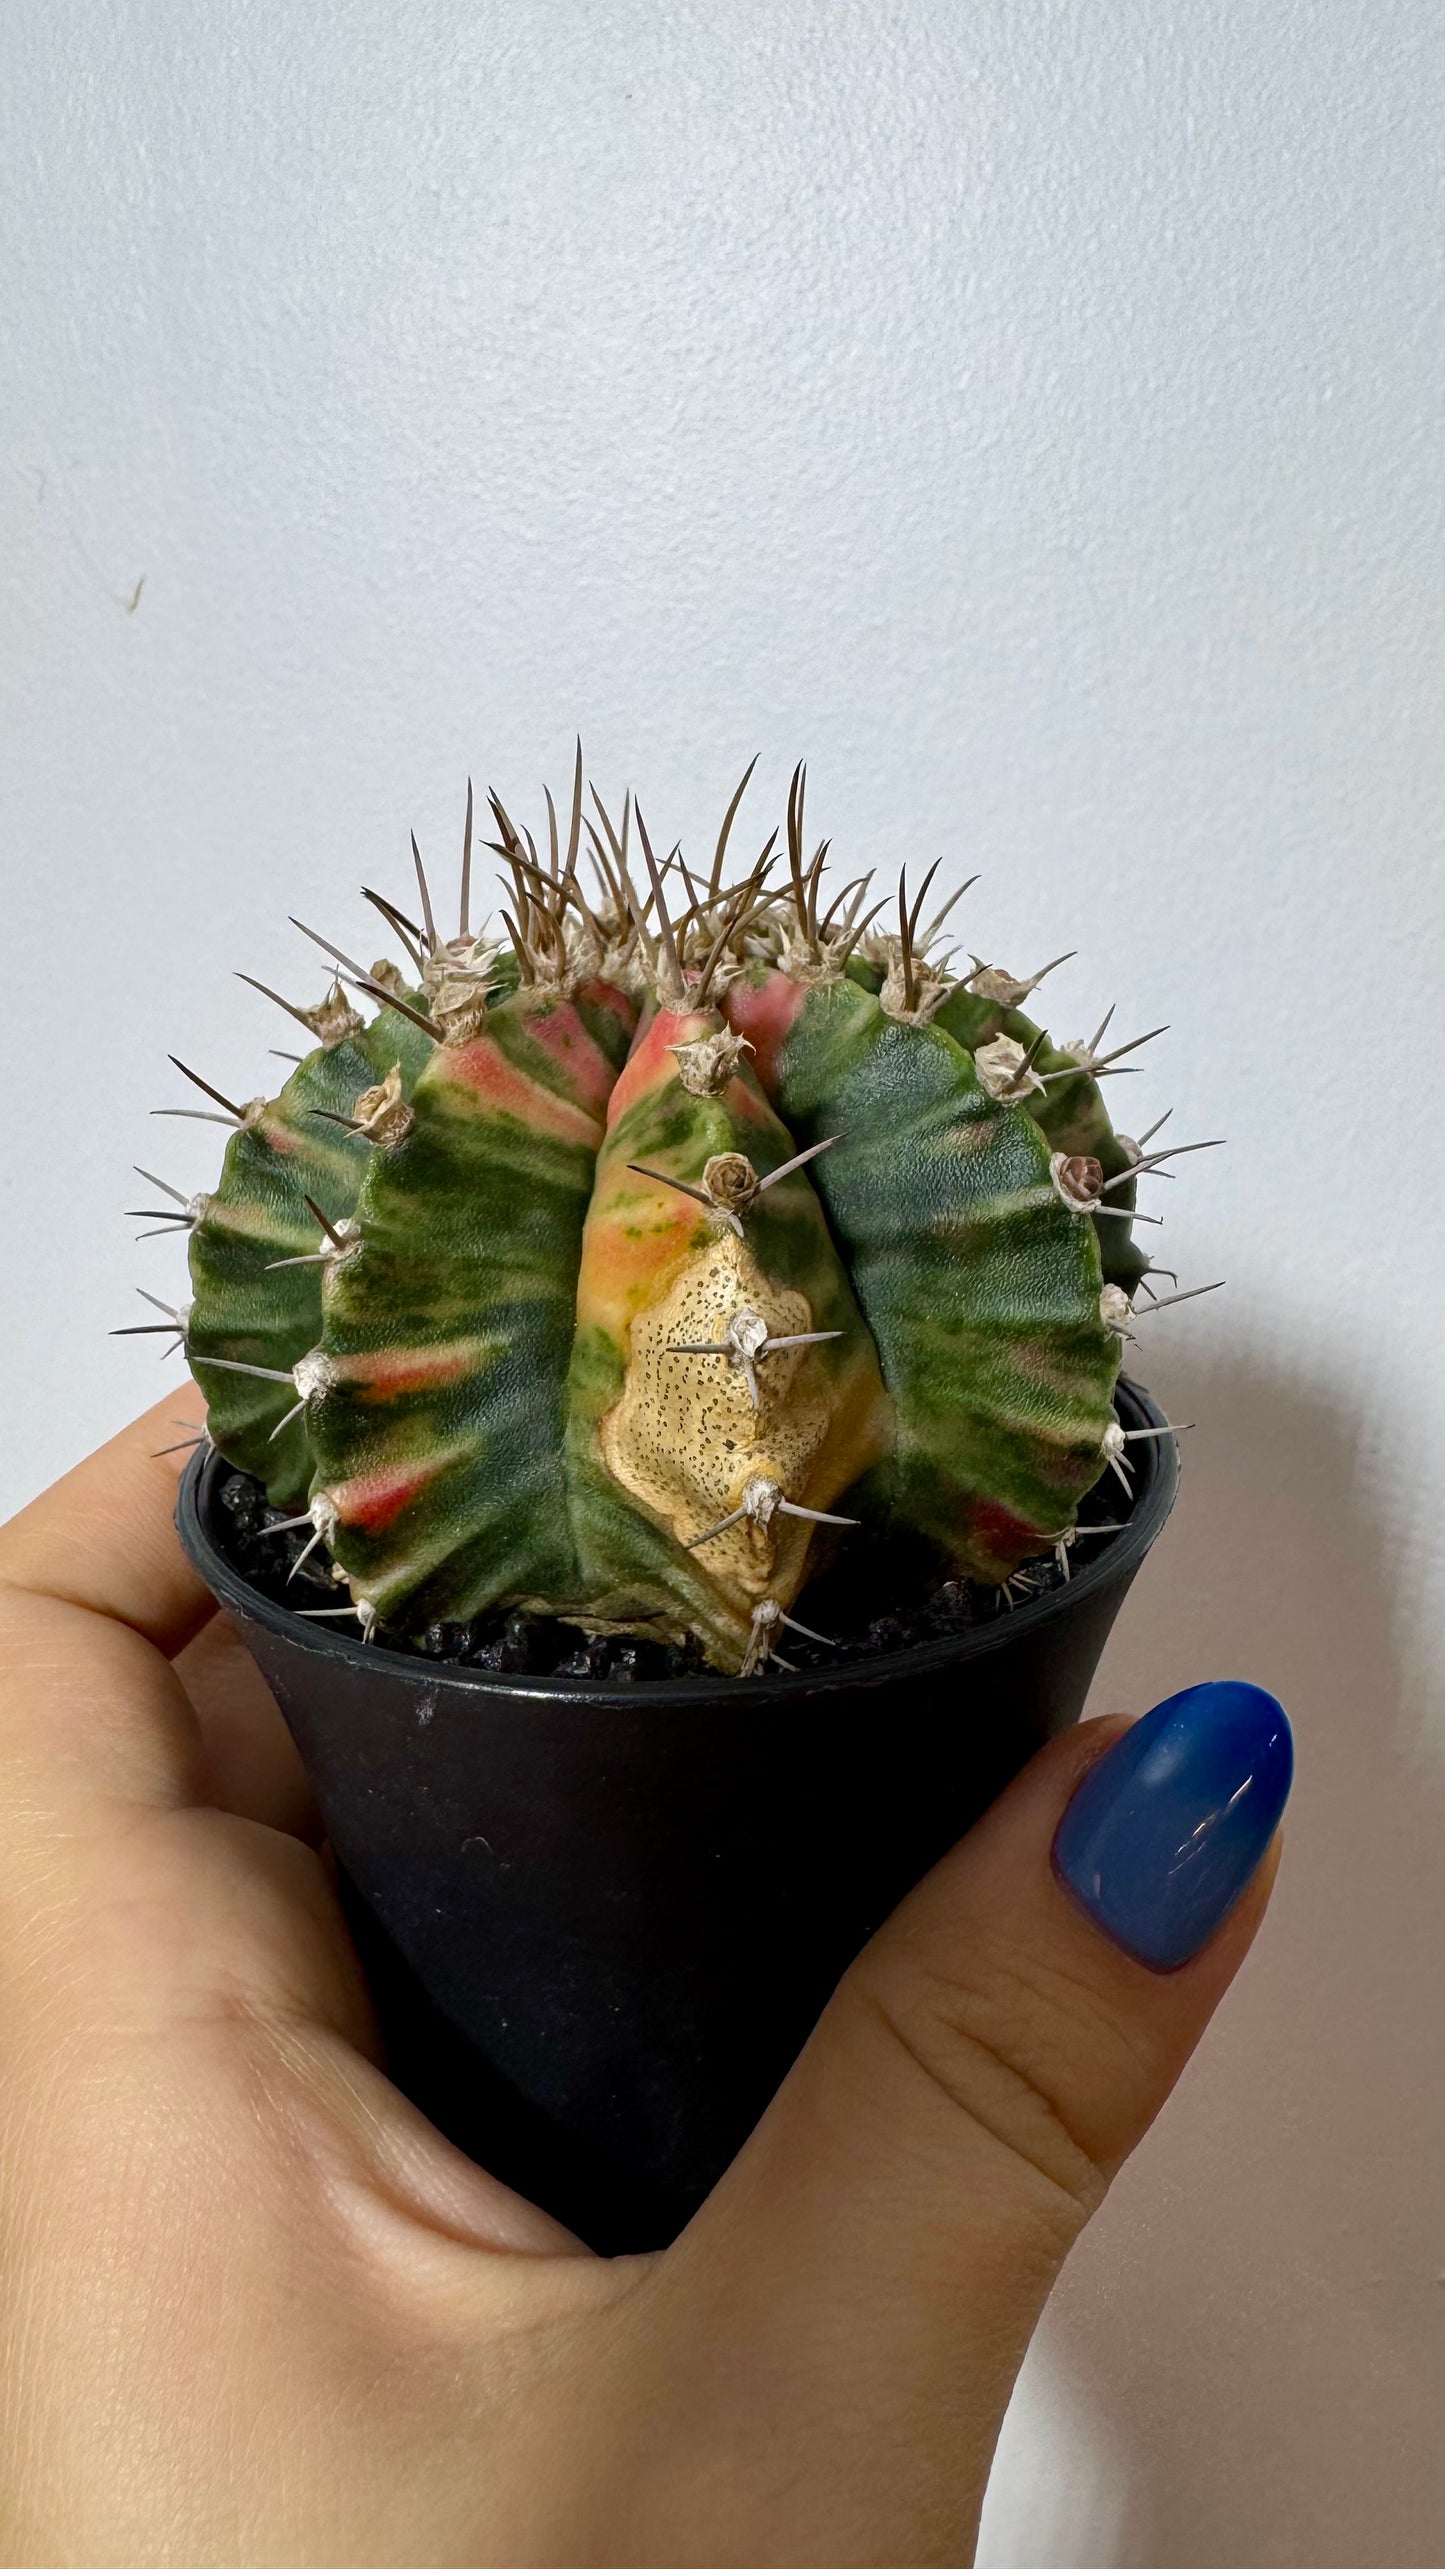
[566,995,889,1667]
[725,969,1121,1576]
[308,975,639,1629]
[185,1002,435,1505]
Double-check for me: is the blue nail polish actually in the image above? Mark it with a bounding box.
[1052,1681,1293,1971]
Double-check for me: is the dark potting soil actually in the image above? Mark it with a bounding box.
[212,1460,1139,1683]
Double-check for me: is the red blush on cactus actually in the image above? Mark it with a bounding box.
[520,1006,626,1117]
[441,1034,604,1145]
[329,1459,446,1536]
[722,970,808,1095]
[333,1340,484,1401]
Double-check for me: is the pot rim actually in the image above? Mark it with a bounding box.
[176,1374,1179,1711]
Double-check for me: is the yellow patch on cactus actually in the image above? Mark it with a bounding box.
[600,1231,838,1590]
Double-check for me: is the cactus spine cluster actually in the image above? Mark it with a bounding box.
[131,757,1211,1672]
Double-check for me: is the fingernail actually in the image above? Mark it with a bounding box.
[1052,1680,1293,1971]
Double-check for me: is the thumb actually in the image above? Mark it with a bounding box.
[657,1681,1292,2563]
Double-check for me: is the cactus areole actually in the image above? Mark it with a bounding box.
[151,758,1210,1676]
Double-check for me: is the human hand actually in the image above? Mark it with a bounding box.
[0,1396,1289,2567]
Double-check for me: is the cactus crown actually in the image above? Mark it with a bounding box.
[134,757,1212,1673]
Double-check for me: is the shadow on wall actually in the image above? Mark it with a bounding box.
[994,1343,1445,2569]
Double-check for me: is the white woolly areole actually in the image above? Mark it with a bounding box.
[669,1028,754,1097]
[353,1063,413,1146]
[966,963,1033,1007]
[292,1349,338,1403]
[304,985,365,1048]
[430,975,495,1043]
[975,1033,1043,1101]
[422,934,502,999]
[775,926,846,986]
[739,1595,786,1675]
[306,1215,361,1271]
[308,1491,340,1542]
[700,1150,760,1223]
[566,905,646,1001]
[877,941,950,1026]
[1050,1150,1105,1212]
[723,1309,771,1363]
[1100,1284,1134,1333]
[1101,1419,1127,1462]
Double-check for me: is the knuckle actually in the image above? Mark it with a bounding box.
[850,1929,1125,2227]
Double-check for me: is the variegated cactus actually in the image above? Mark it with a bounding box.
[126,758,1213,1672]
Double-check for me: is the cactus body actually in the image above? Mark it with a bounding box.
[307,980,636,1627]
[566,1003,890,1664]
[931,984,1147,1294]
[187,995,434,1506]
[724,971,1119,1574]
[843,942,1145,1286]
[144,763,1202,1670]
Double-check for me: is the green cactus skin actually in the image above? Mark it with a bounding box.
[931,984,1148,1295]
[724,969,1121,1576]
[565,1002,891,1666]
[305,980,637,1628]
[186,999,434,1507]
[843,955,1146,1289]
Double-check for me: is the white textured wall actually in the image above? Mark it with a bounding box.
[3,5,1442,2561]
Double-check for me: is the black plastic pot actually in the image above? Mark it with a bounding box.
[176,1377,1177,2253]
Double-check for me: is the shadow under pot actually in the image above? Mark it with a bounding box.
[175,1374,1179,2255]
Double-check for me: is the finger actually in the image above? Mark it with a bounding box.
[1,1401,320,1836]
[0,1391,214,1655]
[0,1411,589,2271]
[0,1418,582,2264]
[0,1395,218,1817]
[174,1611,321,1839]
[649,1682,1292,2559]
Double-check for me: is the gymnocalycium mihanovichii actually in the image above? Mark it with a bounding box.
[123,755,1217,1674]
